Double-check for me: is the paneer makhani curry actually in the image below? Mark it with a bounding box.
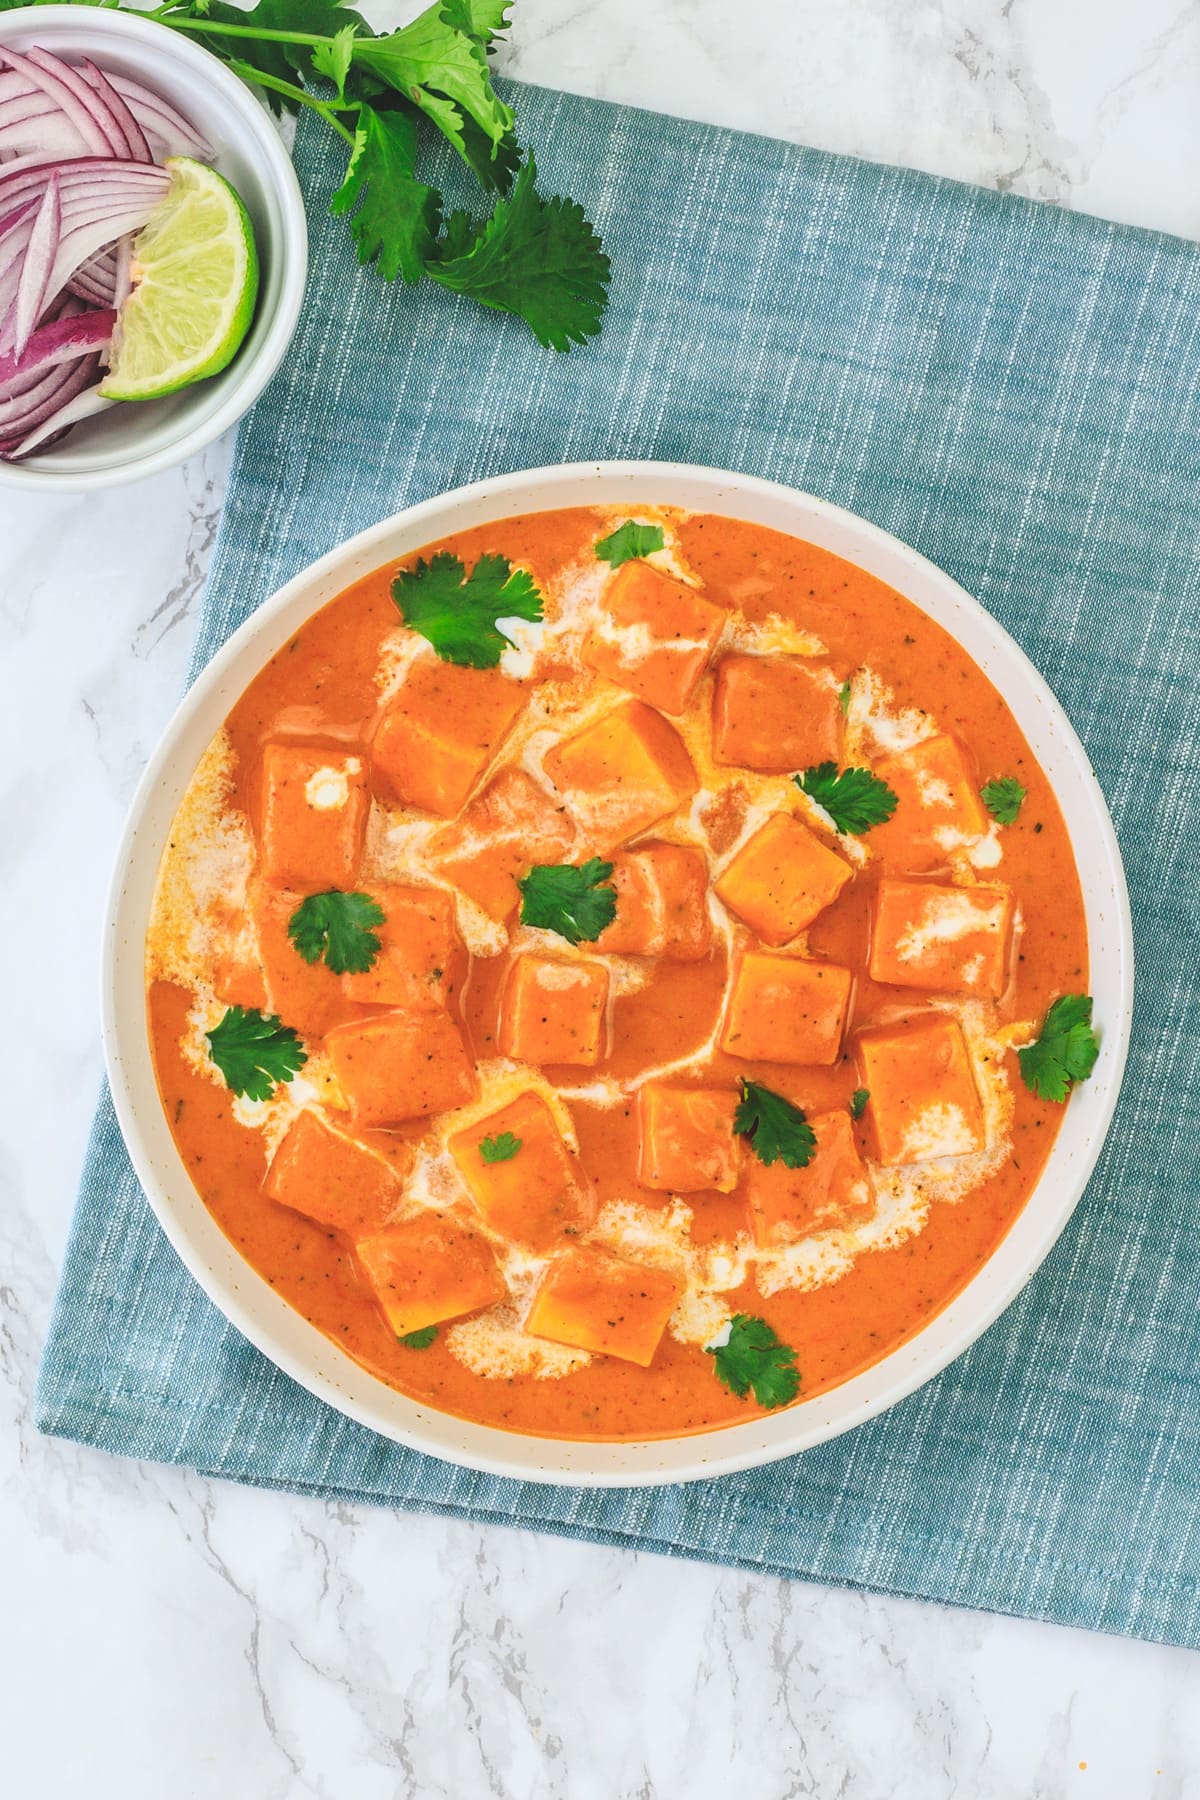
[146,506,1097,1440]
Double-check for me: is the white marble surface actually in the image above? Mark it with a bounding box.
[4,2,1200,1794]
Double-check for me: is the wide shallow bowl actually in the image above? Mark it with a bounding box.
[0,4,306,492]
[104,461,1134,1486]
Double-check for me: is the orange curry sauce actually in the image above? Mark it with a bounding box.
[147,507,1087,1440]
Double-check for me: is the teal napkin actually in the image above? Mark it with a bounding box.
[37,85,1200,1648]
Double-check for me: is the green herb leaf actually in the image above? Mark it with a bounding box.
[796,761,899,835]
[850,1087,870,1120]
[193,0,371,112]
[352,0,513,168]
[392,550,543,667]
[707,1313,800,1409]
[330,104,442,284]
[441,0,512,46]
[480,1132,522,1163]
[398,1325,438,1348]
[288,890,385,975]
[1017,994,1100,1103]
[519,858,618,944]
[429,157,610,351]
[838,680,852,716]
[981,776,1027,826]
[594,521,665,568]
[206,1007,307,1101]
[733,1080,817,1169]
[311,21,358,97]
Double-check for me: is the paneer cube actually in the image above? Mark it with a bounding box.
[254,883,346,1039]
[264,1107,405,1234]
[542,700,698,853]
[357,1213,506,1337]
[498,955,609,1067]
[594,841,711,961]
[583,560,725,714]
[744,1109,874,1246]
[325,1008,476,1126]
[871,735,989,872]
[856,1012,985,1166]
[260,745,369,889]
[714,813,852,945]
[524,1244,681,1367]
[341,883,465,1009]
[712,654,842,772]
[372,655,526,817]
[870,879,1014,997]
[720,949,852,1065]
[636,1084,740,1193]
[213,930,269,1012]
[448,1090,595,1251]
[429,768,575,922]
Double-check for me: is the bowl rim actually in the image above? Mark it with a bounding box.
[0,3,307,493]
[102,458,1135,1487]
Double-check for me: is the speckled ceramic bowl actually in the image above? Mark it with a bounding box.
[102,461,1134,1486]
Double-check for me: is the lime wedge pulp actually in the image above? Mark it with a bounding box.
[100,157,259,403]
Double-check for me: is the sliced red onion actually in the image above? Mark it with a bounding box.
[66,246,117,307]
[7,376,113,457]
[11,170,59,357]
[78,60,151,164]
[26,47,130,157]
[102,72,211,158]
[0,303,113,397]
[0,190,165,354]
[0,346,96,436]
[112,233,132,308]
[0,45,111,156]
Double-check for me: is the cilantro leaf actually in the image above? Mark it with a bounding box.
[480,1132,522,1163]
[796,762,899,835]
[733,1080,817,1170]
[441,0,512,46]
[706,1313,800,1409]
[838,680,852,716]
[1017,994,1100,1103]
[430,158,610,351]
[850,1087,870,1120]
[398,1325,438,1348]
[206,1007,307,1101]
[331,104,441,284]
[352,1,513,168]
[981,777,1027,826]
[196,0,371,112]
[595,521,665,568]
[311,22,358,97]
[391,550,543,667]
[519,858,618,944]
[288,890,385,975]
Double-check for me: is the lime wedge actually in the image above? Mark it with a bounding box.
[100,157,259,403]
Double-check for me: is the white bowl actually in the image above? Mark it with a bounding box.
[103,461,1134,1487]
[0,4,307,491]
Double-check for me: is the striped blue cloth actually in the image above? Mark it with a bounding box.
[36,86,1200,1647]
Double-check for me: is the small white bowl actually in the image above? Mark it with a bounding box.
[0,4,307,491]
[104,462,1135,1487]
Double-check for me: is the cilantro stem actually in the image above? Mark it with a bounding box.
[232,67,358,142]
[153,19,337,49]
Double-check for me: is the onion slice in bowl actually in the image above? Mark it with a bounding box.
[8,375,112,457]
[0,302,115,398]
[12,170,59,357]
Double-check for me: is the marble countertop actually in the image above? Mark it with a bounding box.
[4,2,1200,1795]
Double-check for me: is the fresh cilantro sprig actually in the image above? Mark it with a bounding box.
[707,1314,800,1410]
[595,521,665,568]
[86,0,609,349]
[480,1131,522,1163]
[206,1006,307,1101]
[519,858,618,944]
[733,1080,817,1170]
[796,762,898,835]
[1018,994,1100,1102]
[849,1087,870,1120]
[392,551,543,667]
[288,890,385,974]
[981,777,1027,825]
[398,1325,438,1348]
